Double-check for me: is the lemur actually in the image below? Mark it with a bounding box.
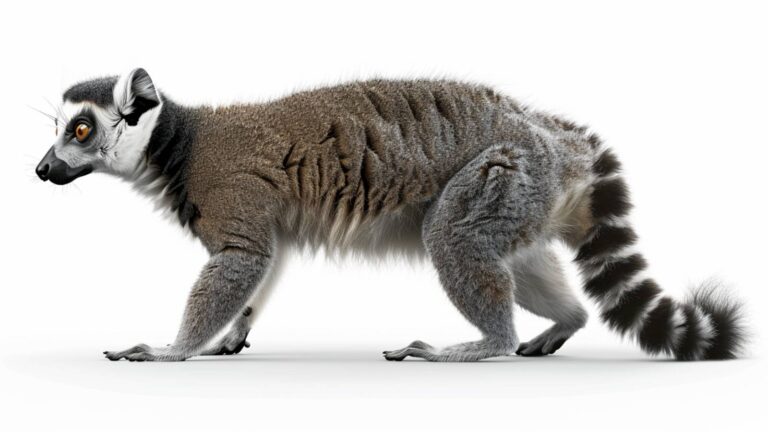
[35,68,746,362]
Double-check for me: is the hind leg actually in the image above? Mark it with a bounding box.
[382,249,518,362]
[383,144,553,362]
[511,246,588,356]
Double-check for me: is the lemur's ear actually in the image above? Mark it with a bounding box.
[115,68,160,126]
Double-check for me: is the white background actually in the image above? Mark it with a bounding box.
[1,1,766,430]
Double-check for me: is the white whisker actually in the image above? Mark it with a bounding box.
[27,104,57,120]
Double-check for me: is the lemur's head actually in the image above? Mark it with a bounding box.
[36,68,162,185]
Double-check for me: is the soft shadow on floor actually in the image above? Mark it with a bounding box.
[187,349,673,363]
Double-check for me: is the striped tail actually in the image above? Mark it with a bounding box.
[574,148,747,360]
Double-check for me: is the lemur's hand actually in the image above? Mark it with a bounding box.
[202,330,251,356]
[201,307,253,356]
[103,344,188,362]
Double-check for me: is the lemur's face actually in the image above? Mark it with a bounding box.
[36,68,162,185]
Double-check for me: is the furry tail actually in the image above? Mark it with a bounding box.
[574,147,747,360]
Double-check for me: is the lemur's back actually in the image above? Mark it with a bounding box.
[186,80,596,249]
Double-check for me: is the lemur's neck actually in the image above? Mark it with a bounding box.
[137,95,200,228]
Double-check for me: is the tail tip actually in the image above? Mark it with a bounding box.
[686,280,749,360]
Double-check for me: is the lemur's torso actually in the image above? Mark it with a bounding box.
[169,80,595,253]
[36,69,745,362]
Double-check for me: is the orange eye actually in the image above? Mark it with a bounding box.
[75,123,91,142]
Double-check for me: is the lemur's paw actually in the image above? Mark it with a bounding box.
[515,334,569,357]
[202,309,253,356]
[104,344,186,362]
[104,343,154,361]
[383,340,435,361]
[204,330,251,356]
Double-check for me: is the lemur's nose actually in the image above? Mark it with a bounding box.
[36,147,59,181]
[36,161,50,181]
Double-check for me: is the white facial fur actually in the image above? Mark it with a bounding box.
[53,71,163,180]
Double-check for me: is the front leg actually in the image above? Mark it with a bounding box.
[201,245,285,356]
[104,246,273,362]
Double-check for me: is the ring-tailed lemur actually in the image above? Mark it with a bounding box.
[35,68,746,361]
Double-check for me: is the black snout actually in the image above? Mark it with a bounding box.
[36,147,93,185]
[35,156,51,181]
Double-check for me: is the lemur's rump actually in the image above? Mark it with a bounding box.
[35,69,746,361]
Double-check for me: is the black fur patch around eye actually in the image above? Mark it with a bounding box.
[584,253,647,299]
[590,177,632,220]
[576,224,638,262]
[601,279,662,334]
[63,76,119,106]
[64,108,96,134]
[638,297,676,355]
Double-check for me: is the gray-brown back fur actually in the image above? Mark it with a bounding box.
[183,80,597,255]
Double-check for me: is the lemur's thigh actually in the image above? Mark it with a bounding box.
[512,245,587,356]
[384,143,552,361]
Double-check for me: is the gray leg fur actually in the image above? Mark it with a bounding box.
[511,245,588,356]
[384,143,553,362]
[201,246,285,356]
[104,247,273,361]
